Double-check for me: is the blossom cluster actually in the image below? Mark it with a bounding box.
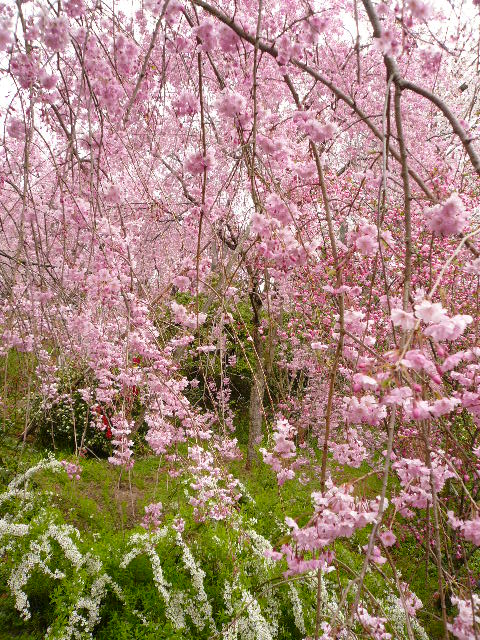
[60,460,82,480]
[260,417,298,485]
[425,194,469,237]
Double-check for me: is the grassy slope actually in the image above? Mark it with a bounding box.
[0,432,455,639]
[0,339,461,638]
[0,347,465,639]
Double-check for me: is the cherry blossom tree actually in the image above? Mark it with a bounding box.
[2,0,480,637]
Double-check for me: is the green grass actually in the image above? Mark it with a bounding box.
[0,431,452,639]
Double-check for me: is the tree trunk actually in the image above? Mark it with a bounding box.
[247,292,264,468]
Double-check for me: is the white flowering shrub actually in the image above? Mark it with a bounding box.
[0,456,124,638]
[0,457,431,640]
[114,518,310,638]
[29,369,111,457]
[0,457,313,639]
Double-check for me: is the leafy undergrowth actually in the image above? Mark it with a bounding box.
[0,438,447,640]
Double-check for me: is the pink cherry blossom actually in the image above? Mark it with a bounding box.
[448,596,480,640]
[425,194,469,237]
[64,0,86,18]
[184,150,214,175]
[2,1,480,633]
[379,530,397,547]
[41,15,70,52]
[391,308,416,330]
[216,91,247,119]
[60,460,82,480]
[406,0,432,21]
[173,90,198,117]
[414,300,448,324]
[141,502,163,530]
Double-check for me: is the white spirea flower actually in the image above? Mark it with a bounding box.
[175,531,216,632]
[288,583,306,634]
[0,455,64,508]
